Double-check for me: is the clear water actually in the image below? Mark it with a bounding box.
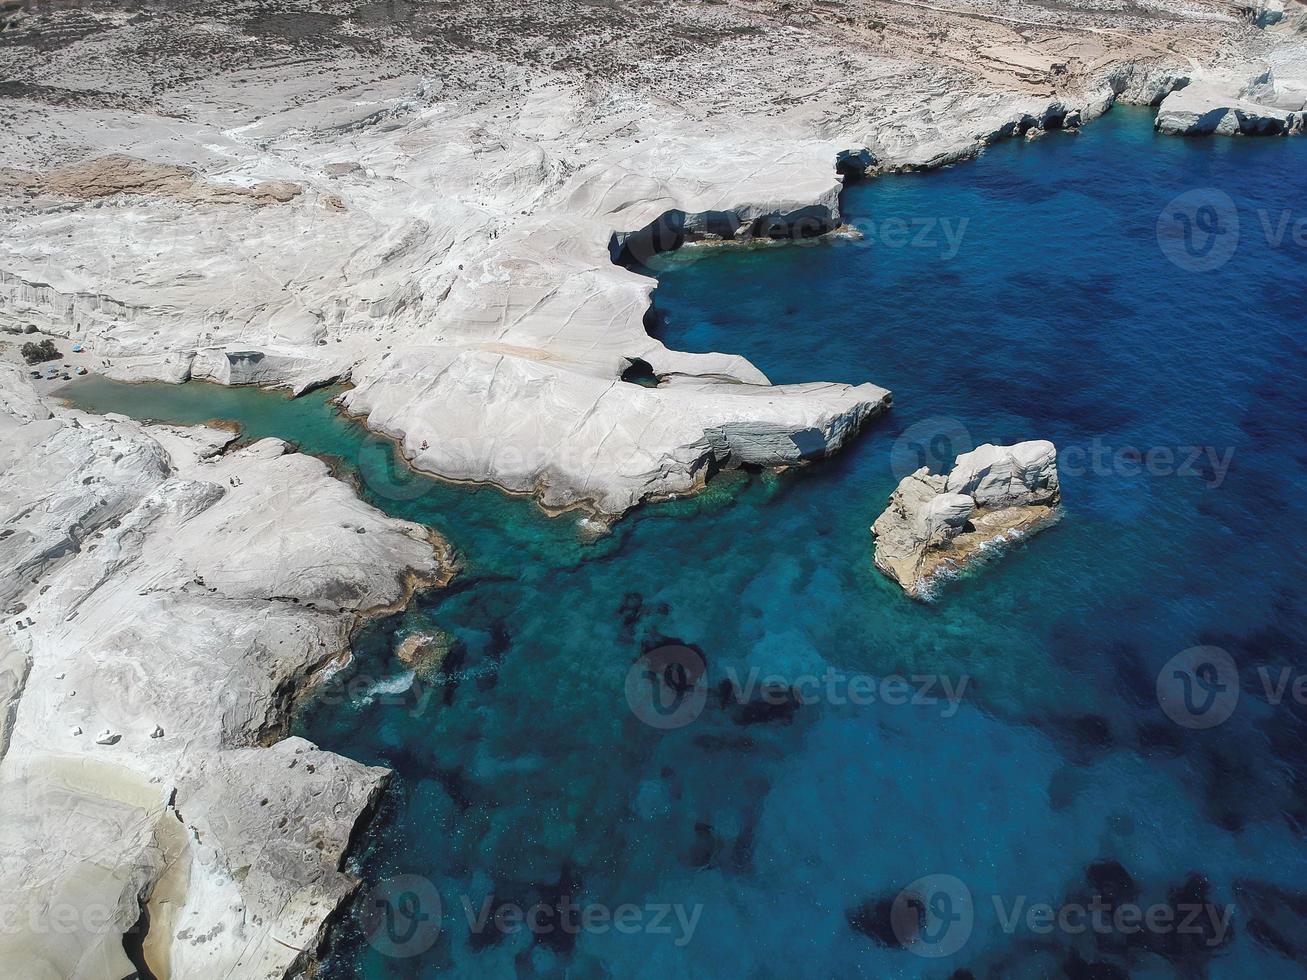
[62,108,1307,978]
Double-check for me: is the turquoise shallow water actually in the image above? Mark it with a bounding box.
[64,108,1307,978]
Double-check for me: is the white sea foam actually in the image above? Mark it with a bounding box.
[356,670,416,705]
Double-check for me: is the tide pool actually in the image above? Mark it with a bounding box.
[63,108,1307,978]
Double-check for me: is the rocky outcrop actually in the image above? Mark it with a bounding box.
[1156,74,1306,135]
[394,629,454,676]
[1247,0,1307,33]
[872,441,1061,598]
[340,347,890,517]
[0,366,452,979]
[0,3,1296,977]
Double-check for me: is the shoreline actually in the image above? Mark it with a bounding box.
[2,2,1304,975]
[0,370,458,978]
[25,94,1264,976]
[45,98,1165,527]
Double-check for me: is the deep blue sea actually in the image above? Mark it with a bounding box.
[64,108,1307,978]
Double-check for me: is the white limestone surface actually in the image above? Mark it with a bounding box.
[0,364,451,979]
[2,1,1301,519]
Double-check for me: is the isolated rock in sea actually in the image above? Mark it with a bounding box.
[394,629,454,676]
[872,441,1061,598]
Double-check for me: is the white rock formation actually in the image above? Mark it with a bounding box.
[0,3,1303,977]
[945,440,1063,509]
[0,364,452,978]
[1250,0,1307,34]
[1156,74,1306,135]
[1,1,1301,519]
[873,441,1061,598]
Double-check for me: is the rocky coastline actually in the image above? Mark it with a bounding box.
[1,1,1305,976]
[0,361,454,977]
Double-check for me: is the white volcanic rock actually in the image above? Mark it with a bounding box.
[0,366,173,609]
[1156,73,1306,135]
[871,470,974,592]
[945,440,1061,508]
[341,346,889,515]
[1,0,1299,516]
[0,368,451,979]
[0,4,1302,977]
[873,442,1061,597]
[922,492,979,540]
[1252,0,1307,33]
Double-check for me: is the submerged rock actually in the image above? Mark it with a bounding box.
[872,441,1060,598]
[394,629,454,676]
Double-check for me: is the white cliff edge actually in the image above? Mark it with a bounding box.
[1156,69,1307,136]
[3,1,1303,519]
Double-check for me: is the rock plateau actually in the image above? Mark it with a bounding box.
[0,363,453,978]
